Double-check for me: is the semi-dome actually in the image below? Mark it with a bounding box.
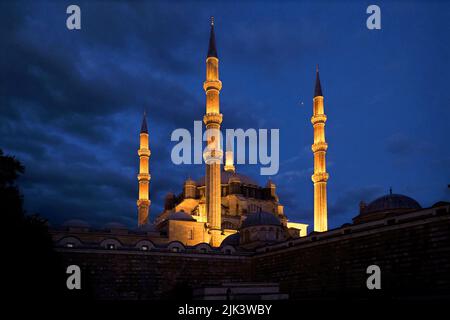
[364,193,421,214]
[221,233,240,246]
[197,171,258,186]
[241,212,281,228]
[167,211,196,222]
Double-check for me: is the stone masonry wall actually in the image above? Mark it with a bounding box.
[60,250,252,300]
[251,214,450,299]
[58,208,450,300]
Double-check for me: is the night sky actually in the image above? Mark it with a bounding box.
[1,1,449,229]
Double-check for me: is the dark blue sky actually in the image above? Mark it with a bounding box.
[1,1,449,229]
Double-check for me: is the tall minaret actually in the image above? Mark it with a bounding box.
[137,112,151,226]
[203,17,223,246]
[311,66,329,232]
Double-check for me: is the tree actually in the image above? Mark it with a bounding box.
[1,149,66,300]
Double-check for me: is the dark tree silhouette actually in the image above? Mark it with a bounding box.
[1,149,66,300]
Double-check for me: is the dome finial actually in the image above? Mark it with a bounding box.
[210,16,214,26]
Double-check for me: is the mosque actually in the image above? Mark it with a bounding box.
[135,18,316,247]
[50,19,450,300]
[53,18,440,251]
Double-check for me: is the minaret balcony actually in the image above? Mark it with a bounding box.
[224,164,235,173]
[203,113,223,126]
[203,80,222,91]
[311,114,327,125]
[311,172,329,183]
[138,173,151,181]
[137,199,150,207]
[203,149,223,164]
[311,142,328,152]
[138,148,151,157]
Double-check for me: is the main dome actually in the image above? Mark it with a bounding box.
[364,193,421,214]
[241,212,281,228]
[196,171,258,186]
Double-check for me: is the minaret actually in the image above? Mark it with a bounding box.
[311,66,329,232]
[203,17,223,246]
[184,177,197,199]
[137,112,151,226]
[224,135,235,173]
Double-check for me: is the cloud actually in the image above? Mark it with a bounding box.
[329,185,384,220]
[386,132,433,156]
[1,1,448,230]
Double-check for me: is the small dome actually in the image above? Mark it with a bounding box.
[197,171,258,186]
[185,177,196,185]
[221,233,240,246]
[432,201,450,208]
[241,212,281,228]
[364,193,421,214]
[62,219,91,228]
[228,173,241,183]
[167,212,196,222]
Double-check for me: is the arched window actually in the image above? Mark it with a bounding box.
[221,245,236,255]
[58,236,82,248]
[100,239,122,250]
[195,243,212,253]
[168,242,185,253]
[135,240,154,251]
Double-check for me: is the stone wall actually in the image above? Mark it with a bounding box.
[60,250,252,300]
[57,206,450,300]
[252,210,450,299]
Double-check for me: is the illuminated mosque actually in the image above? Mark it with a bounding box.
[135,18,318,248]
[52,19,444,253]
[50,19,450,300]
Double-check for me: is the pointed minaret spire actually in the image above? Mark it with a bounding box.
[314,64,323,97]
[203,16,223,246]
[311,65,328,232]
[137,111,151,226]
[207,16,218,58]
[140,111,148,134]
